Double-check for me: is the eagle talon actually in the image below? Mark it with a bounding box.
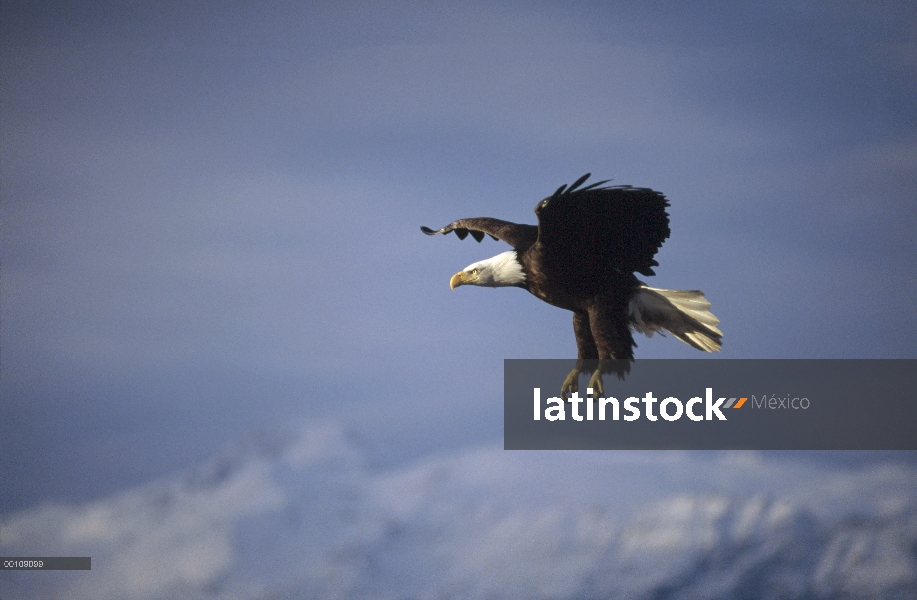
[560,368,579,400]
[587,371,605,398]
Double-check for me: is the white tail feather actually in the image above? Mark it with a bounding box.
[629,285,722,352]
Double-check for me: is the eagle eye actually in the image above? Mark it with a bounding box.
[471,269,478,275]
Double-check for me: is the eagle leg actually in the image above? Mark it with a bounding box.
[562,313,599,399]
[582,303,634,399]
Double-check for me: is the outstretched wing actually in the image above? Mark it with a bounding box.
[534,174,670,287]
[421,217,537,251]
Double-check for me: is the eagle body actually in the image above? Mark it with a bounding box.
[423,174,721,396]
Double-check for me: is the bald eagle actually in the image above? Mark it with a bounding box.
[422,174,722,398]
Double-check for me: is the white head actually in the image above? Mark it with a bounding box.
[450,251,526,289]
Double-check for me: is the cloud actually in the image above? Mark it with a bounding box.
[2,423,914,599]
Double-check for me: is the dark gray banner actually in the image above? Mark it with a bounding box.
[504,359,917,450]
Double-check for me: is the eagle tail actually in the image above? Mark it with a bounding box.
[629,285,722,352]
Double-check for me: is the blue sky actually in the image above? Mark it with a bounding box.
[1,1,916,595]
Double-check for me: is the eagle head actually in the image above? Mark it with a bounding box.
[450,251,526,289]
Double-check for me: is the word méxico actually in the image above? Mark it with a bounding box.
[533,388,730,422]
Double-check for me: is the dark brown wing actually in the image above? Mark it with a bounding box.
[534,175,670,294]
[421,218,537,251]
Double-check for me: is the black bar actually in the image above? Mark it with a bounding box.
[1,557,91,570]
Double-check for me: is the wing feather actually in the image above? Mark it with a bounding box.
[534,175,671,292]
[421,217,537,250]
[564,172,592,194]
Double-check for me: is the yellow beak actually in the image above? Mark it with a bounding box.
[450,271,472,290]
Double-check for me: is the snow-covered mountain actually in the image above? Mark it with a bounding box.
[2,423,915,599]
